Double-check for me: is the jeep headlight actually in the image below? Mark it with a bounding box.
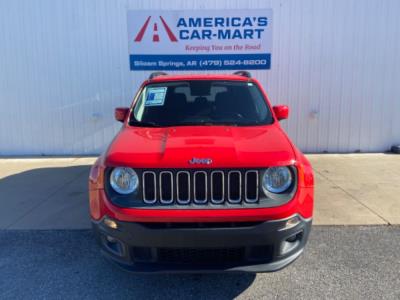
[262,167,293,194]
[110,167,139,194]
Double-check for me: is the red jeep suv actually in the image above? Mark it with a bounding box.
[89,71,314,273]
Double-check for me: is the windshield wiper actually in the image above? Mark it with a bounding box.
[129,120,162,127]
[175,122,239,127]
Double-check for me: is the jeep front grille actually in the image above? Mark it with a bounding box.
[142,169,259,205]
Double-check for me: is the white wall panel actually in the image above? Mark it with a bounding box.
[0,0,399,155]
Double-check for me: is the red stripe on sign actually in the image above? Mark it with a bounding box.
[134,16,151,42]
[159,16,178,42]
[153,22,160,42]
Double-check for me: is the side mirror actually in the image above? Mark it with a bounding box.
[114,107,129,123]
[273,105,289,121]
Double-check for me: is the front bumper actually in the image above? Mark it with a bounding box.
[92,215,312,273]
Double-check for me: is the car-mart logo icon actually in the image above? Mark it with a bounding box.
[134,16,178,42]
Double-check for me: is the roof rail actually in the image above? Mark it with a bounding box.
[149,72,168,80]
[233,71,252,78]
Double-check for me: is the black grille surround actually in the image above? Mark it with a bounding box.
[105,167,297,209]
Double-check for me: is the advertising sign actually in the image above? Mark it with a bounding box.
[127,10,273,71]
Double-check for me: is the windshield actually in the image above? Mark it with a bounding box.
[130,80,273,127]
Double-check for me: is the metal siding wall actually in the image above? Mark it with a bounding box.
[0,0,399,155]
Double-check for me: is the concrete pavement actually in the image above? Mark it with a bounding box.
[0,157,94,229]
[309,154,400,225]
[0,154,399,229]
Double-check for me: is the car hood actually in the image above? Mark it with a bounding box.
[105,125,296,168]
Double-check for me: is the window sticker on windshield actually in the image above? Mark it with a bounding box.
[145,87,167,106]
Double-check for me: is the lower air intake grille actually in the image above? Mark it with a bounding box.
[157,247,245,265]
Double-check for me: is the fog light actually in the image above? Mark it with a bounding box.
[103,217,118,229]
[106,235,117,243]
[286,235,298,243]
[102,234,123,256]
[279,216,301,231]
[280,231,303,255]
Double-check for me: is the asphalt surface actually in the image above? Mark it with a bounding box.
[0,226,399,300]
